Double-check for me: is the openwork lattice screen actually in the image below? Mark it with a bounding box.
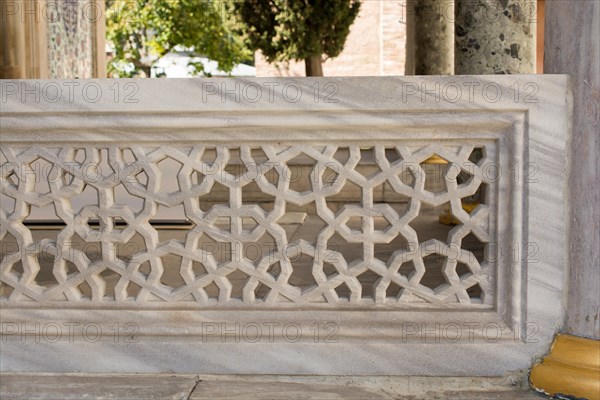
[1,143,494,307]
[0,77,569,375]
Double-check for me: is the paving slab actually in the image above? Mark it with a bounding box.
[189,380,546,400]
[0,374,550,400]
[0,374,198,400]
[189,380,392,399]
[404,391,547,400]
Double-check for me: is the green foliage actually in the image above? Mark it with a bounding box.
[237,0,361,64]
[105,0,252,77]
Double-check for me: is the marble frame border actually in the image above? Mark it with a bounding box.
[0,76,570,375]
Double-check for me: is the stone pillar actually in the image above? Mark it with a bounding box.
[530,2,599,399]
[406,0,454,75]
[405,0,454,75]
[92,0,107,78]
[455,0,536,74]
[0,0,27,78]
[544,0,600,340]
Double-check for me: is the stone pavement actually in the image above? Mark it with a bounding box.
[0,374,550,400]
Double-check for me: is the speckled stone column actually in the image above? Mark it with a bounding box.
[455,0,536,74]
[406,0,454,75]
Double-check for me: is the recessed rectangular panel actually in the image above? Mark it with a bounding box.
[1,142,498,309]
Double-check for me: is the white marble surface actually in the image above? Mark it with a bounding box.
[0,76,570,376]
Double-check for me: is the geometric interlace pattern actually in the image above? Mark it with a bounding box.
[0,144,494,307]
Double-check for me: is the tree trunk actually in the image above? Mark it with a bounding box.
[139,65,152,78]
[304,55,323,76]
[133,61,153,78]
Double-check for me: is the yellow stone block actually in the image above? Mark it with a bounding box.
[530,334,600,400]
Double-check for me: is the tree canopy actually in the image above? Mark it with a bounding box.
[237,0,361,76]
[105,0,252,77]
